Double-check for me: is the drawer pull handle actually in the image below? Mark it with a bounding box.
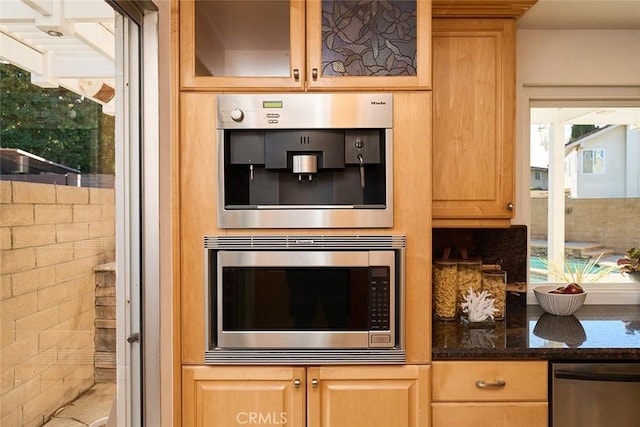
[476,379,506,389]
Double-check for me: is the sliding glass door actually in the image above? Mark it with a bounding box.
[0,1,159,425]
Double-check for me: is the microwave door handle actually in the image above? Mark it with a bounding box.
[218,250,377,268]
[554,370,640,383]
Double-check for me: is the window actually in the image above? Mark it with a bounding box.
[529,106,640,296]
[581,148,605,174]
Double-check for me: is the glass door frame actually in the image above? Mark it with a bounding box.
[108,1,161,425]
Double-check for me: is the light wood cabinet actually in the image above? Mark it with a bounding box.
[183,365,430,427]
[432,403,548,427]
[179,0,431,91]
[431,361,548,427]
[431,18,516,227]
[308,365,430,427]
[182,366,306,427]
[178,92,432,365]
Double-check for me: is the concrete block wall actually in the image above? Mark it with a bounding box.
[1,181,115,427]
[530,197,640,254]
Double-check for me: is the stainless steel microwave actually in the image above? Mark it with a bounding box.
[204,235,406,364]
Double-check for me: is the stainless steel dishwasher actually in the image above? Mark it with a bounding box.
[551,362,640,427]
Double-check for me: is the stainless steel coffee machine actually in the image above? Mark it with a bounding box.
[216,93,394,228]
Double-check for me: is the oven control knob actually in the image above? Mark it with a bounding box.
[230,108,244,122]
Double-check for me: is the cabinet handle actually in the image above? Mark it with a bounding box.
[294,379,301,388]
[476,379,506,389]
[311,378,319,388]
[506,202,514,211]
[293,68,299,80]
[312,68,318,79]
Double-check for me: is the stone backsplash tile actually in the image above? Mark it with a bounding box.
[433,225,528,283]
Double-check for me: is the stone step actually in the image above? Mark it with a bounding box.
[530,240,615,259]
[581,248,615,259]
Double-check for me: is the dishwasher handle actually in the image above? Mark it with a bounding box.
[554,369,640,383]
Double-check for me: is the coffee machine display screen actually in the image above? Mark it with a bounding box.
[263,100,283,109]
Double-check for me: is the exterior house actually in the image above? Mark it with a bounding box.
[531,166,548,190]
[564,125,640,198]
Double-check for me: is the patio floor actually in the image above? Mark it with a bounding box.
[43,383,115,427]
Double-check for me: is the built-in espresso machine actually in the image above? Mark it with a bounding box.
[216,93,393,228]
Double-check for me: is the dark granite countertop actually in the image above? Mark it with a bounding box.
[432,295,640,361]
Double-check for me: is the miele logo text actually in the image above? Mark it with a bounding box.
[236,412,288,425]
[370,101,386,105]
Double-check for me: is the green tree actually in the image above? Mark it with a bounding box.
[569,124,600,142]
[0,63,114,174]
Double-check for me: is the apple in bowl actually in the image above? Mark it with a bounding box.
[533,284,587,316]
[549,283,584,294]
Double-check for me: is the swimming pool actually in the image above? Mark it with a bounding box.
[529,257,607,282]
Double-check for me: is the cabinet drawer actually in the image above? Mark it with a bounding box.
[432,361,547,401]
[432,402,548,427]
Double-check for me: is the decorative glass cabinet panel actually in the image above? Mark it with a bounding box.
[320,1,418,77]
[307,0,430,90]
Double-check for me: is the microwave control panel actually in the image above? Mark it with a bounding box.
[369,267,390,330]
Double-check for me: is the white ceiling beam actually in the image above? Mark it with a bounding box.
[532,108,640,126]
[0,1,38,23]
[58,78,116,115]
[64,0,114,22]
[21,0,53,16]
[3,1,114,25]
[74,23,114,61]
[51,55,114,78]
[0,31,43,74]
[30,74,59,88]
[30,50,59,87]
[34,0,74,37]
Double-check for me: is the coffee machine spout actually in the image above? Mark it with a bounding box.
[292,154,317,182]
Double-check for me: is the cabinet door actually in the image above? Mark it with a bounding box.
[180,0,306,90]
[431,19,515,227]
[432,402,548,427]
[307,365,430,427]
[182,366,306,427]
[306,0,431,90]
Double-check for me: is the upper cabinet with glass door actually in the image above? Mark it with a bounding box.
[307,0,430,90]
[179,0,431,91]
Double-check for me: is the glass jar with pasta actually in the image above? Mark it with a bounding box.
[434,259,458,320]
[482,269,507,320]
